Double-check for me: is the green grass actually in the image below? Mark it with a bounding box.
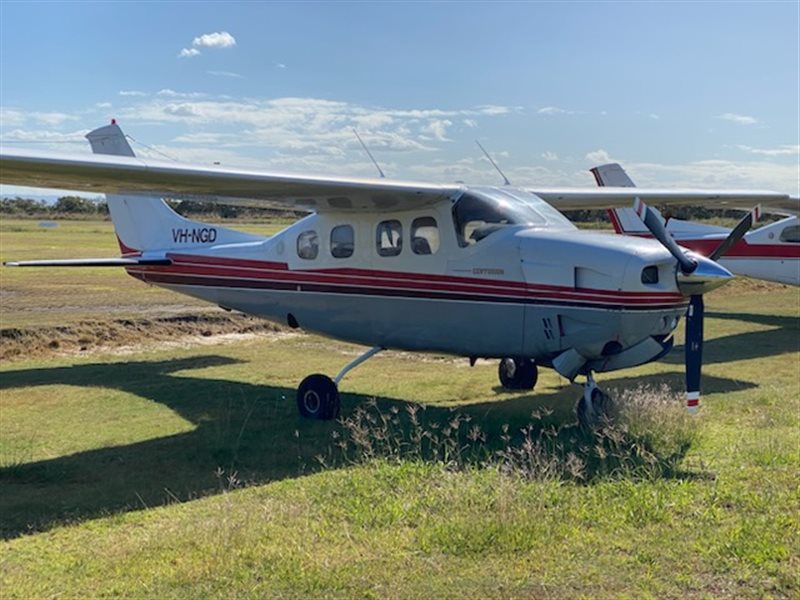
[0,219,798,597]
[0,218,286,327]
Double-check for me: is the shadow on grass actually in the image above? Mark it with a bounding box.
[662,311,800,366]
[0,356,754,539]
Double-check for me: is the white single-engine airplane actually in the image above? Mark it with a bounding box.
[592,163,800,286]
[2,122,797,424]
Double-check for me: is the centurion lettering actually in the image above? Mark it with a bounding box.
[171,227,218,244]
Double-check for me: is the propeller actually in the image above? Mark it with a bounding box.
[632,197,733,413]
[633,198,698,275]
[709,205,760,261]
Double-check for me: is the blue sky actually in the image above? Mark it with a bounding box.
[1,1,798,197]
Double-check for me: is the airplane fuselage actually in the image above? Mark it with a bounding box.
[125,188,686,377]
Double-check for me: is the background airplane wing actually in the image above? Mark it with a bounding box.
[0,149,462,212]
[529,187,797,215]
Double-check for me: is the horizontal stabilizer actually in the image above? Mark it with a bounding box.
[4,257,171,267]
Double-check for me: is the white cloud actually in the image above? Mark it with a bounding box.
[208,70,244,79]
[716,112,758,125]
[0,108,76,127]
[541,151,559,161]
[193,31,236,49]
[462,119,478,128]
[421,119,452,142]
[178,48,201,59]
[537,106,578,116]
[649,113,660,120]
[95,102,112,109]
[736,144,799,157]
[157,89,207,99]
[116,96,515,158]
[118,90,147,97]
[477,105,511,116]
[585,149,613,164]
[275,63,287,69]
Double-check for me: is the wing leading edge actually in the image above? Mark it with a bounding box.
[1,146,795,214]
[0,148,461,213]
[529,187,797,215]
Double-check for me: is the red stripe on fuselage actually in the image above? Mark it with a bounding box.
[611,234,799,259]
[679,238,800,259]
[132,253,686,307]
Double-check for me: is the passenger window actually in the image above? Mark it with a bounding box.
[330,225,354,258]
[779,224,800,243]
[376,220,402,257]
[411,217,439,255]
[297,230,319,260]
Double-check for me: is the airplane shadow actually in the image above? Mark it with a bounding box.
[0,356,755,540]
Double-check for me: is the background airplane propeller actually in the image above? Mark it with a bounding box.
[709,205,761,261]
[632,197,735,413]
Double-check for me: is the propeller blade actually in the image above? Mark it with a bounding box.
[709,205,761,261]
[633,198,697,274]
[685,294,704,413]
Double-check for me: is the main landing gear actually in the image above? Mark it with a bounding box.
[498,357,538,391]
[296,346,383,420]
[575,372,614,429]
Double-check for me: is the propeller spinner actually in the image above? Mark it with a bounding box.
[632,198,740,413]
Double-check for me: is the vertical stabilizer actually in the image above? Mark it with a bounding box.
[86,121,135,157]
[590,163,636,188]
[86,121,264,254]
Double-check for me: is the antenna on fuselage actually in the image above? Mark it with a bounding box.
[352,128,386,179]
[476,140,511,186]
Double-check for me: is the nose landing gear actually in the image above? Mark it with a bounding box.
[576,372,614,429]
[498,357,538,390]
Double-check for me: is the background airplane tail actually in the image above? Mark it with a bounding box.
[86,122,263,255]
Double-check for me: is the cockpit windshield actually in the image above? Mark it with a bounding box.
[452,188,573,247]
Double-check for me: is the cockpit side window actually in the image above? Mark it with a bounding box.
[376,220,403,257]
[779,224,800,243]
[452,192,539,247]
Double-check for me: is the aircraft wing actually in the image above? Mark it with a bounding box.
[0,148,462,212]
[529,187,798,215]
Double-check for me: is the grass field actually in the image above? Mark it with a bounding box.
[0,219,798,598]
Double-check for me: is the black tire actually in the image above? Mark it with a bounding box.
[576,393,592,430]
[297,374,340,420]
[498,358,538,390]
[591,387,615,422]
[576,387,615,429]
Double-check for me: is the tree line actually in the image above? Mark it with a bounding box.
[0,196,301,220]
[1,195,757,224]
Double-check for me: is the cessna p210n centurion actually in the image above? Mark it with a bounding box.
[2,122,797,424]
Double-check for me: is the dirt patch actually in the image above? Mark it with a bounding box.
[0,313,289,362]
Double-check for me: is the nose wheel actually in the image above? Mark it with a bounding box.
[498,358,538,390]
[576,373,614,429]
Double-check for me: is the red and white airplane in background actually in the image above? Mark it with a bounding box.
[593,163,800,286]
[2,122,797,423]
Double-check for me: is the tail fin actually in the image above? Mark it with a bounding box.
[590,163,636,187]
[607,207,654,235]
[86,121,263,254]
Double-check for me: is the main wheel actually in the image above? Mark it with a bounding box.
[297,374,340,420]
[498,358,538,390]
[576,387,614,429]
